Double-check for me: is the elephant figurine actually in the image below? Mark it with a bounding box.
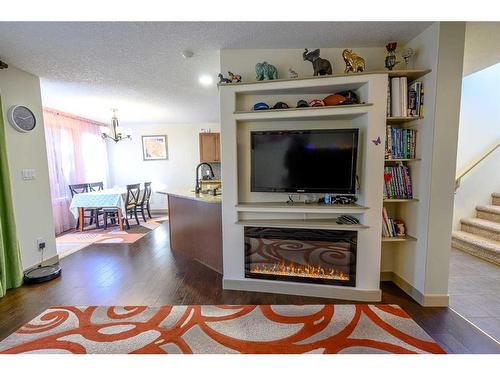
[303,48,332,76]
[342,49,366,74]
[255,62,278,80]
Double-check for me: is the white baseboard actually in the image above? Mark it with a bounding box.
[381,271,449,307]
[24,254,60,272]
[223,277,382,302]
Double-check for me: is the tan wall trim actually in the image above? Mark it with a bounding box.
[381,271,449,307]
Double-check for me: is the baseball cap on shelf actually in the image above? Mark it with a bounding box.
[309,99,325,107]
[271,102,289,109]
[296,100,309,108]
[252,102,270,111]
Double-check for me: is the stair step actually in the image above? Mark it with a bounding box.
[476,205,500,223]
[452,231,500,266]
[492,192,500,206]
[460,218,500,241]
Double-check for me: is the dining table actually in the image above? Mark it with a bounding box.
[69,187,138,231]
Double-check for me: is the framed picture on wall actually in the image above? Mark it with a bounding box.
[142,135,168,161]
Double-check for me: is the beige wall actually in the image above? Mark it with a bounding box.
[0,66,57,269]
[390,22,466,303]
[107,122,220,210]
[464,22,500,76]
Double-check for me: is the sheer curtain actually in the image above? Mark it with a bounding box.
[43,108,109,235]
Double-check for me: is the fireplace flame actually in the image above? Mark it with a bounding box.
[249,262,349,281]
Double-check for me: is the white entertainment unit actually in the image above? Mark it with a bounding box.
[219,72,423,301]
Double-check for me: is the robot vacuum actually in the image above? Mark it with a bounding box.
[24,264,62,283]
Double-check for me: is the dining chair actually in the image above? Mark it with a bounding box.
[87,182,105,227]
[103,183,141,230]
[135,182,153,221]
[88,181,104,191]
[69,183,94,230]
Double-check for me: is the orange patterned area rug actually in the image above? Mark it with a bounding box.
[0,305,446,354]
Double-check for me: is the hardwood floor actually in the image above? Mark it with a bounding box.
[0,221,498,353]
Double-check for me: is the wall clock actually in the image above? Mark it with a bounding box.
[8,105,37,133]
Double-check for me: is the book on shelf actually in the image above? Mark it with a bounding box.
[385,126,417,160]
[383,164,413,199]
[381,208,406,238]
[387,78,423,118]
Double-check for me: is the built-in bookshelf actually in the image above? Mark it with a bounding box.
[382,69,431,243]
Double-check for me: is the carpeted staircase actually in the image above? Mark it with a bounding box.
[452,192,500,265]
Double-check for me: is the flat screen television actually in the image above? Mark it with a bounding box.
[251,128,358,194]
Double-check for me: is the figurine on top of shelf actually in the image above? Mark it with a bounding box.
[342,49,366,73]
[385,42,400,71]
[228,71,242,83]
[218,73,231,84]
[401,48,415,69]
[288,68,298,79]
[303,48,332,76]
[255,62,278,81]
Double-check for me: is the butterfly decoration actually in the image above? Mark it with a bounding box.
[372,136,381,146]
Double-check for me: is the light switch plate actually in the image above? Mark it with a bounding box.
[21,169,36,180]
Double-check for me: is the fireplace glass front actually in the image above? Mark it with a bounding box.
[244,227,356,287]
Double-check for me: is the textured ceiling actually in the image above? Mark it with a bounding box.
[0,22,431,124]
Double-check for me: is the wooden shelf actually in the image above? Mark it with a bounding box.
[219,69,431,87]
[386,116,423,124]
[387,69,432,81]
[385,158,421,162]
[383,198,419,203]
[381,235,417,242]
[233,103,372,122]
[236,219,369,231]
[236,201,368,214]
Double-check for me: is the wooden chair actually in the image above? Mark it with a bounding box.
[103,183,141,230]
[87,182,105,227]
[88,181,104,191]
[69,183,92,229]
[135,182,153,221]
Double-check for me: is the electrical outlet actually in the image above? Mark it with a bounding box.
[36,237,46,251]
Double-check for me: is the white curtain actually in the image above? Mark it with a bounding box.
[43,108,109,235]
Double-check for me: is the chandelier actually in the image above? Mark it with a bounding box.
[100,108,131,142]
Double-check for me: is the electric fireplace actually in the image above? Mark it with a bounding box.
[244,227,356,287]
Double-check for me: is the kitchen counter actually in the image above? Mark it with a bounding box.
[162,189,222,274]
[157,189,222,204]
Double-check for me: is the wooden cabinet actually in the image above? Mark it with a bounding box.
[199,133,220,163]
[167,194,223,274]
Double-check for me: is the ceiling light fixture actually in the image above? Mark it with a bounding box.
[100,108,131,143]
[199,74,214,86]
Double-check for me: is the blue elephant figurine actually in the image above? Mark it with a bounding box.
[255,62,278,80]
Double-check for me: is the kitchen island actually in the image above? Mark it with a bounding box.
[158,189,222,274]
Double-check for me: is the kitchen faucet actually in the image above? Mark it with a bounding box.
[195,162,215,194]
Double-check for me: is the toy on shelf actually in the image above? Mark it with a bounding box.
[303,48,332,76]
[228,71,241,83]
[255,62,278,81]
[385,42,400,71]
[323,90,360,106]
[401,48,415,69]
[342,49,366,73]
[218,73,231,84]
[288,68,298,79]
[395,219,406,237]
